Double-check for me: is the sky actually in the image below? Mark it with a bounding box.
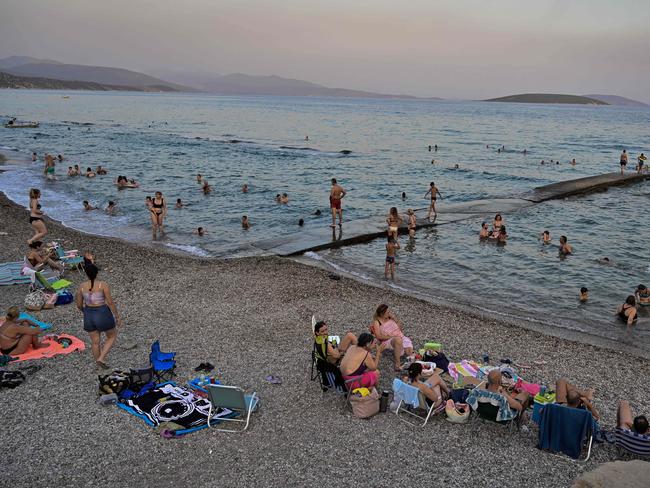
[1,0,649,101]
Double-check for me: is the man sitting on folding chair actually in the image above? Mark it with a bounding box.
[468,370,531,423]
[618,400,649,435]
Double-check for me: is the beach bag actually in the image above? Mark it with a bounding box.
[55,290,74,306]
[349,387,380,418]
[445,400,470,424]
[450,388,470,403]
[24,290,47,310]
[98,370,131,395]
[424,350,450,373]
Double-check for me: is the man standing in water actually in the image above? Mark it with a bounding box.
[329,178,346,227]
[620,149,628,175]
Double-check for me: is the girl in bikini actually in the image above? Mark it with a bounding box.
[150,191,167,239]
[28,188,48,245]
[386,207,403,240]
[0,307,46,355]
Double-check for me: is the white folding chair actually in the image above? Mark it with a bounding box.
[206,384,259,433]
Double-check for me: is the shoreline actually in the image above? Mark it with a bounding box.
[1,190,649,487]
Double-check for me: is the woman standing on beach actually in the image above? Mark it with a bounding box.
[75,263,121,369]
[150,191,167,239]
[27,188,48,245]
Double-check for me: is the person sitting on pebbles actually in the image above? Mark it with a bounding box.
[0,306,47,355]
[369,304,414,371]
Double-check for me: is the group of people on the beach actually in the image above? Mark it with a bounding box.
[312,304,648,436]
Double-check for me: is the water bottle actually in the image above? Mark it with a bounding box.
[380,390,389,413]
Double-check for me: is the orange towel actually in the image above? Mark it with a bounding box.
[10,334,85,362]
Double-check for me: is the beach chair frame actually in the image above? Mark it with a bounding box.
[206,384,258,433]
[393,379,440,427]
[614,427,650,458]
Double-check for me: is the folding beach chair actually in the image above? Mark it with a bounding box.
[30,271,71,293]
[52,244,84,273]
[206,384,259,433]
[467,385,518,433]
[614,428,650,458]
[537,403,595,462]
[149,341,176,382]
[392,378,442,427]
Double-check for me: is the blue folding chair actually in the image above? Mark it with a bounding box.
[149,341,176,382]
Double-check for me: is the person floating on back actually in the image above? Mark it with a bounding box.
[329,178,346,227]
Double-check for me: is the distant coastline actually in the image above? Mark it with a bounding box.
[485,93,608,105]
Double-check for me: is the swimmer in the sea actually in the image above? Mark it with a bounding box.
[242,215,251,230]
[314,209,322,216]
[496,225,508,243]
[479,222,490,239]
[67,166,76,177]
[83,200,96,211]
[523,149,527,155]
[193,227,207,236]
[242,184,249,193]
[96,165,107,175]
[106,201,117,215]
[616,295,637,327]
[559,235,573,255]
[431,159,435,164]
[635,284,650,306]
[579,287,589,302]
[275,194,281,203]
[280,193,289,204]
[298,218,304,227]
[541,230,551,244]
[86,167,96,178]
[401,192,406,200]
[74,164,80,175]
[57,154,64,162]
[424,181,443,220]
[407,209,416,237]
[197,174,203,184]
[385,235,400,280]
[145,196,152,210]
[202,180,212,194]
[175,198,184,209]
[454,163,459,169]
[32,152,37,162]
[571,158,577,166]
[541,160,545,165]
[434,145,438,151]
[493,214,504,232]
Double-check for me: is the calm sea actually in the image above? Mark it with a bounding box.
[1,90,649,350]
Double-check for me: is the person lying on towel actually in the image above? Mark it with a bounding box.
[0,306,47,355]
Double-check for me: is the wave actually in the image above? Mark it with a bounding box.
[304,251,372,281]
[163,242,211,257]
[62,121,95,126]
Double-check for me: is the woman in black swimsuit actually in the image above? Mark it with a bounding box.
[617,295,638,327]
[150,191,167,239]
[28,188,48,245]
[0,307,46,355]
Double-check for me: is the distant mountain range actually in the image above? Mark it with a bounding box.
[1,56,648,105]
[0,71,179,92]
[485,93,608,105]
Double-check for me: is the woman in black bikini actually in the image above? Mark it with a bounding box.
[26,241,63,273]
[150,191,167,239]
[0,307,46,355]
[28,188,48,245]
[616,295,638,327]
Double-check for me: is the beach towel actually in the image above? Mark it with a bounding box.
[9,334,85,362]
[17,312,53,331]
[466,388,517,422]
[448,360,481,382]
[538,403,595,459]
[118,382,236,435]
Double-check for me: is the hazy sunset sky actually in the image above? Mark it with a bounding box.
[1,0,649,101]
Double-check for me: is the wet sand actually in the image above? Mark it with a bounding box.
[0,192,648,488]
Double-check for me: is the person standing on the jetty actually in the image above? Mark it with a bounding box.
[75,263,121,369]
[150,191,167,239]
[424,181,443,220]
[329,178,346,227]
[638,153,647,173]
[27,188,48,245]
[386,207,403,239]
[620,149,628,174]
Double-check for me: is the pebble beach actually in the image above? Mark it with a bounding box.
[1,191,648,488]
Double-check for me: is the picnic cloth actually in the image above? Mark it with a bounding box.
[8,334,85,362]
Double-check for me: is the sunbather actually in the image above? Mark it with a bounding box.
[617,400,649,435]
[26,241,63,273]
[555,378,600,420]
[339,332,386,389]
[403,362,449,409]
[0,306,47,355]
[313,320,357,365]
[370,304,414,371]
[485,369,531,412]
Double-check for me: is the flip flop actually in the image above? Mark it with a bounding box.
[264,375,282,385]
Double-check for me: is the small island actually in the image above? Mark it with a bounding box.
[484,93,608,105]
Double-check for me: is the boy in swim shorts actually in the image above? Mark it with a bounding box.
[385,235,400,280]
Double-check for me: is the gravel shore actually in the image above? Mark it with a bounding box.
[1,192,648,488]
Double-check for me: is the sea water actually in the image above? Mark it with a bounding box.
[1,90,649,350]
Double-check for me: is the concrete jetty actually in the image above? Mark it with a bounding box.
[251,172,649,257]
